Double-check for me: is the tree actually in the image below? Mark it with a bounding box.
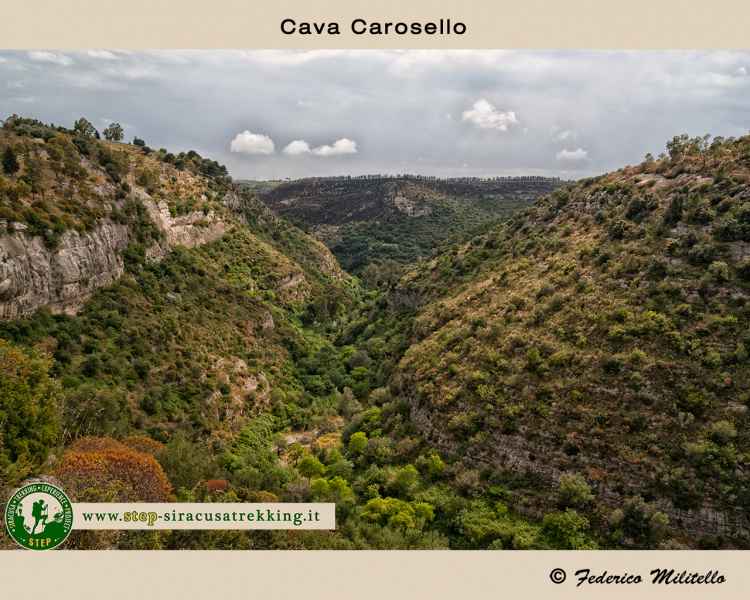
[73,117,98,139]
[347,431,368,456]
[557,473,594,509]
[157,432,218,490]
[2,146,20,175]
[297,454,326,479]
[389,464,420,497]
[54,436,173,502]
[614,496,670,547]
[132,137,146,147]
[0,340,61,483]
[541,509,596,549]
[416,451,445,479]
[103,122,124,142]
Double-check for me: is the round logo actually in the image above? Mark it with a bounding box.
[4,482,74,550]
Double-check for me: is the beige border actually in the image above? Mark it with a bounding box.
[2,1,750,599]
[0,0,749,48]
[2,550,749,599]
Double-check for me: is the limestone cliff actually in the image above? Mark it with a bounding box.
[0,117,236,319]
[142,197,229,261]
[0,221,129,319]
[0,204,230,319]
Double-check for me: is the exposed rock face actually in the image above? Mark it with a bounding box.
[206,356,271,428]
[392,194,432,217]
[0,222,129,319]
[0,200,230,320]
[143,198,229,261]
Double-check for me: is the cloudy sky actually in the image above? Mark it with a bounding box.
[1,50,748,180]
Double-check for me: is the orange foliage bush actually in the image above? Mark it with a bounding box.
[68,436,126,453]
[54,436,173,502]
[204,479,229,494]
[122,435,165,457]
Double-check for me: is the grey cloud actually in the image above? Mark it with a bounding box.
[1,50,749,179]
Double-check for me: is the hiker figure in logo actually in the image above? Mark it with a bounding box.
[30,498,48,534]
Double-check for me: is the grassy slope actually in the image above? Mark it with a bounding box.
[362,135,750,547]
[0,116,231,247]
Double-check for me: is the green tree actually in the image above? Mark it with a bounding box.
[158,432,220,491]
[389,464,420,497]
[73,117,98,139]
[416,451,445,479]
[557,473,594,509]
[347,431,368,456]
[20,153,43,196]
[103,122,124,142]
[297,454,326,479]
[613,496,670,547]
[2,146,20,175]
[0,340,61,483]
[541,510,596,549]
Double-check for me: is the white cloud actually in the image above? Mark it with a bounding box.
[311,138,358,157]
[556,148,589,163]
[735,66,747,77]
[230,131,275,155]
[282,140,312,155]
[282,138,358,157]
[552,128,575,141]
[87,50,119,60]
[462,99,518,131]
[27,51,73,66]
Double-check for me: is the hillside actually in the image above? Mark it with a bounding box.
[253,175,560,275]
[2,117,749,551]
[0,117,357,515]
[348,133,750,548]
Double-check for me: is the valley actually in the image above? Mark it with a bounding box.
[251,174,560,275]
[1,116,748,550]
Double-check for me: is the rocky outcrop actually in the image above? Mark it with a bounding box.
[142,198,229,261]
[0,222,129,319]
[392,194,432,217]
[0,199,231,320]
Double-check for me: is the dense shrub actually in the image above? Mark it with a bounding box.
[0,340,60,483]
[54,437,173,502]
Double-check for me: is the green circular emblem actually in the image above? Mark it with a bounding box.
[4,482,74,550]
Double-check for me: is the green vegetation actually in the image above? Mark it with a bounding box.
[253,177,557,276]
[1,122,749,550]
[347,133,750,549]
[0,340,60,483]
[0,115,231,247]
[329,196,529,274]
[103,122,124,142]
